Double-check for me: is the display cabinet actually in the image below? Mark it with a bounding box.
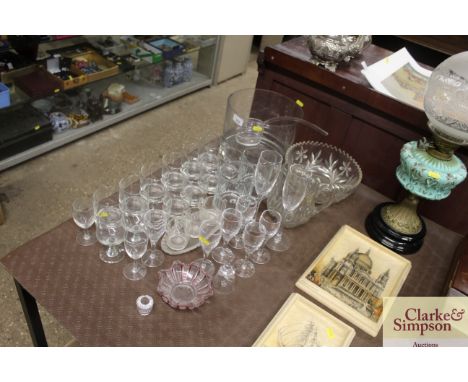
[0,35,220,171]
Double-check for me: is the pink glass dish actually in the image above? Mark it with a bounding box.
[157,261,214,310]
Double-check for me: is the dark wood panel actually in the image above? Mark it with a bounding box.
[255,36,468,234]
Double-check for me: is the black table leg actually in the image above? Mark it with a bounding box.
[14,279,48,347]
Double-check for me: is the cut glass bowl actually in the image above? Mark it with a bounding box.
[268,141,362,228]
[157,261,213,310]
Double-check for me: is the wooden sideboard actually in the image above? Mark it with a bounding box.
[255,36,468,235]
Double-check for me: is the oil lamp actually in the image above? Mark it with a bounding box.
[366,52,468,254]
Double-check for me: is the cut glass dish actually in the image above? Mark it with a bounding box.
[157,261,213,310]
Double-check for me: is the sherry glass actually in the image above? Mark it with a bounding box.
[96,206,125,264]
[195,219,222,276]
[72,196,96,246]
[212,208,243,265]
[121,195,148,228]
[119,174,141,208]
[140,180,166,210]
[254,149,283,210]
[251,209,281,264]
[268,164,308,252]
[123,225,148,281]
[142,209,167,267]
[234,221,266,278]
[230,194,258,249]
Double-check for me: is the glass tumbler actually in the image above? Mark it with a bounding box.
[165,215,191,251]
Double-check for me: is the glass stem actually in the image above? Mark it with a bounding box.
[150,240,156,251]
[274,226,284,243]
[108,245,118,258]
[83,227,91,240]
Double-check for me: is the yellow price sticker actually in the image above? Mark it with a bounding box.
[199,235,210,245]
[326,327,335,339]
[34,125,41,131]
[252,125,263,133]
[54,88,60,93]
[98,211,109,218]
[428,171,441,180]
[296,99,304,107]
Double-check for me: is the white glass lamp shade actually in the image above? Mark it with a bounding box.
[424,51,468,145]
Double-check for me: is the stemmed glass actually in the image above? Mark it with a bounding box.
[251,209,282,264]
[141,179,166,210]
[72,196,97,246]
[254,149,283,211]
[196,219,222,276]
[123,225,148,281]
[211,208,243,265]
[142,210,167,267]
[121,195,148,228]
[230,194,258,249]
[119,174,140,208]
[234,221,266,278]
[268,164,308,252]
[162,151,182,182]
[96,206,125,264]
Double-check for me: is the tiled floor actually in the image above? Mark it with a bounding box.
[0,54,259,346]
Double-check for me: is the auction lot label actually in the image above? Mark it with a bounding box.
[383,297,468,347]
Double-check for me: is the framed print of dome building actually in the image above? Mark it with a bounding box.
[296,225,411,337]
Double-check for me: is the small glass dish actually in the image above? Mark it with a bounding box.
[157,261,213,310]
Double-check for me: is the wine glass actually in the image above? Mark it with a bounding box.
[211,208,243,265]
[254,149,283,210]
[121,195,148,228]
[234,221,266,278]
[140,162,160,190]
[96,206,125,264]
[142,210,167,267]
[195,219,222,276]
[230,194,258,249]
[251,209,282,264]
[162,171,188,197]
[123,225,148,281]
[72,196,97,246]
[162,151,182,182]
[268,164,308,252]
[93,185,117,217]
[141,179,166,210]
[119,174,140,209]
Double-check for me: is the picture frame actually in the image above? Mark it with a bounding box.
[296,225,412,337]
[253,293,356,347]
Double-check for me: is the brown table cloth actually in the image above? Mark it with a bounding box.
[1,184,462,346]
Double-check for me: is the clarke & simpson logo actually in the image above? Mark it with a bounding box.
[393,307,465,335]
[383,297,468,347]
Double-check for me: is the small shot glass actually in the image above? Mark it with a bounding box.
[136,295,154,316]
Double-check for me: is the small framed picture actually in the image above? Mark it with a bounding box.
[296,225,412,337]
[253,293,356,347]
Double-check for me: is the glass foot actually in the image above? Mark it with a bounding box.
[267,233,290,252]
[76,230,96,246]
[250,247,271,265]
[229,234,244,249]
[99,245,125,264]
[193,258,216,276]
[142,249,165,268]
[123,261,147,281]
[212,247,235,265]
[213,264,236,294]
[234,258,255,278]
